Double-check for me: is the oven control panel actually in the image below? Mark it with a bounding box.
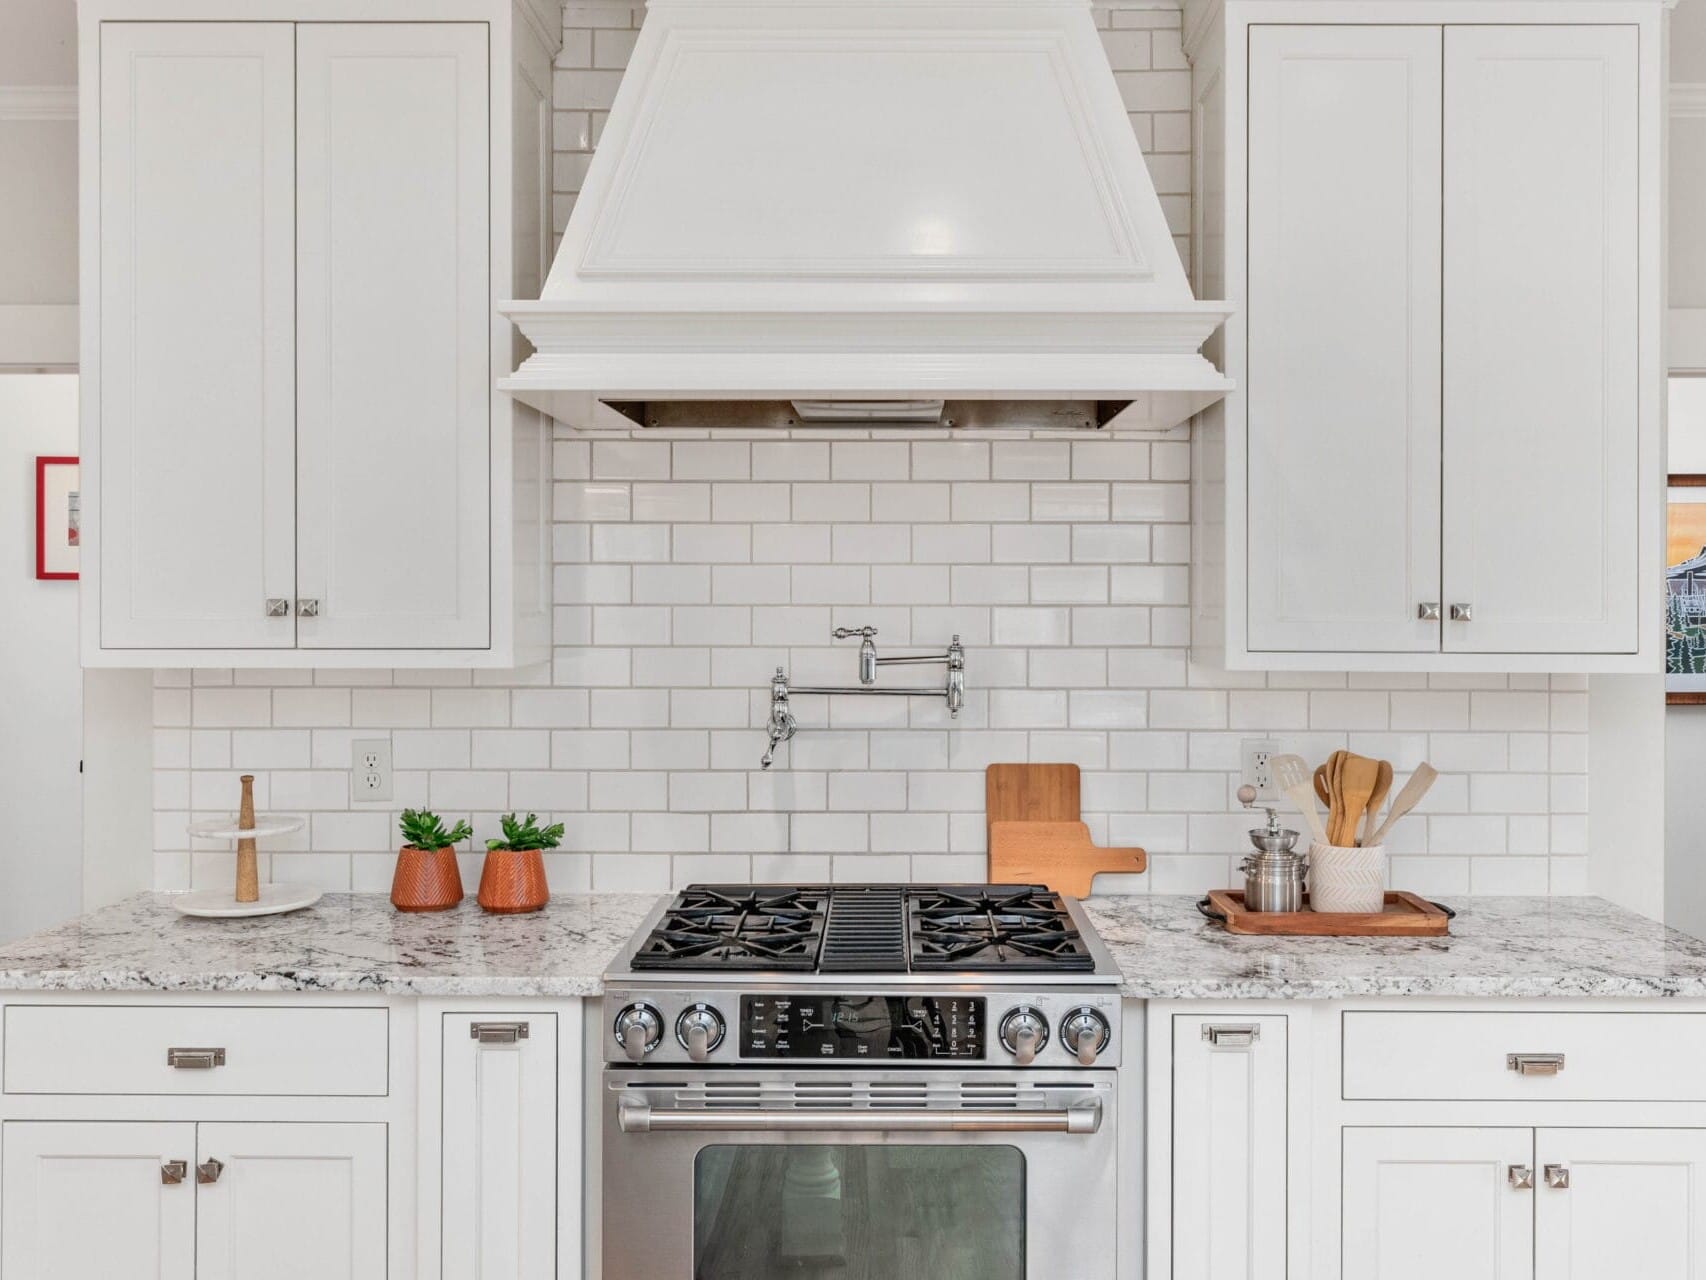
[741,994,984,1060]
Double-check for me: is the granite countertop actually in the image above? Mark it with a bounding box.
[2,891,1704,1000]
[0,892,660,996]
[1081,895,1706,999]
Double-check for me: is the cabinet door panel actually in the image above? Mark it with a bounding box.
[1246,26,1442,653]
[98,23,296,649]
[440,1013,558,1279]
[1442,25,1639,654]
[295,23,490,649]
[1342,1128,1532,1280]
[1,1121,196,1280]
[1535,1128,1706,1279]
[195,1122,387,1280]
[1171,1016,1287,1280]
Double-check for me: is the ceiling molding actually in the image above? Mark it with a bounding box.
[0,86,76,121]
[1673,83,1706,118]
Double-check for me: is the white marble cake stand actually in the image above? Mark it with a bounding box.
[175,815,319,918]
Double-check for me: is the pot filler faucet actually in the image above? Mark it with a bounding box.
[761,627,966,768]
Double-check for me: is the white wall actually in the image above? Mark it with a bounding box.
[0,373,81,938]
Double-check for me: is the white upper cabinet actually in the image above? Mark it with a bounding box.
[1194,3,1663,672]
[1441,26,1640,656]
[82,6,551,668]
[295,23,490,651]
[1246,25,1442,654]
[96,23,297,652]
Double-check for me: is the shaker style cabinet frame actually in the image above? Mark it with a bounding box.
[1188,0,1664,672]
[78,0,555,668]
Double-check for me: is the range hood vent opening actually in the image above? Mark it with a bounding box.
[599,399,1141,433]
[500,0,1233,433]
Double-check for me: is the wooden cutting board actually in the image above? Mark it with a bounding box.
[988,821,1146,898]
[986,763,1081,844]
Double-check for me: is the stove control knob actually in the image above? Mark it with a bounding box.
[999,1007,1050,1066]
[614,1002,663,1063]
[676,1004,727,1062]
[1061,1007,1111,1066]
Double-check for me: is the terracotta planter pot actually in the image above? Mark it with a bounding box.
[477,847,550,914]
[390,845,464,913]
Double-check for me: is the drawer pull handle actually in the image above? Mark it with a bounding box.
[1202,1024,1259,1048]
[161,1160,187,1185]
[471,1021,529,1045]
[1508,1164,1534,1190]
[196,1158,224,1185]
[1507,1052,1564,1076]
[166,1047,226,1070]
[1544,1163,1570,1190]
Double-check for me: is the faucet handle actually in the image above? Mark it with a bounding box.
[832,625,878,640]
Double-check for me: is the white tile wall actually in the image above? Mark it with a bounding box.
[148,3,1590,899]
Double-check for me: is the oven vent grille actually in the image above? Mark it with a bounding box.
[817,886,908,973]
[673,1080,1041,1111]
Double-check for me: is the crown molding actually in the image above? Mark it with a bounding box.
[0,86,76,121]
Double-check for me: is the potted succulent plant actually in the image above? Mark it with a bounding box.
[477,812,563,914]
[391,809,472,913]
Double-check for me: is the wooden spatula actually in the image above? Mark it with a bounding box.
[1333,754,1380,847]
[1270,753,1328,845]
[1365,763,1439,848]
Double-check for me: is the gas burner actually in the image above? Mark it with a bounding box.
[907,885,1095,972]
[629,886,828,971]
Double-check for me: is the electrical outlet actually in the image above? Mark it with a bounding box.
[352,738,392,802]
[1241,738,1282,801]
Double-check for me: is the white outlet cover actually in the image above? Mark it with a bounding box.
[351,738,393,802]
[1241,737,1282,800]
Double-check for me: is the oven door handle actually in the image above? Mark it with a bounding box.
[618,1095,1102,1135]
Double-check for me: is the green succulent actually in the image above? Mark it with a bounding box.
[398,808,473,851]
[486,812,565,852]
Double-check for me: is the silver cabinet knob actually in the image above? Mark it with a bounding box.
[999,1007,1049,1066]
[614,1002,662,1063]
[196,1158,224,1185]
[1450,603,1473,622]
[1508,1164,1534,1189]
[296,598,320,618]
[1417,602,1441,621]
[161,1160,188,1186]
[1544,1164,1570,1190]
[265,598,290,618]
[1061,1007,1110,1066]
[675,1005,726,1063]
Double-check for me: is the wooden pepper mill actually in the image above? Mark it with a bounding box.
[235,774,259,903]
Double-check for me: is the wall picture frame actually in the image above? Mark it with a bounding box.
[1668,473,1706,702]
[34,455,79,581]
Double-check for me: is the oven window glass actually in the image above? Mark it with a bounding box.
[693,1145,1025,1278]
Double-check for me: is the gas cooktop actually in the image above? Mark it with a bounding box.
[623,883,1103,978]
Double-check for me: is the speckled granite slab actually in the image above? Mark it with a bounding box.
[1081,895,1706,999]
[0,892,661,996]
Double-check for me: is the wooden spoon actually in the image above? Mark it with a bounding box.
[1334,754,1381,847]
[1365,763,1439,848]
[1360,759,1394,847]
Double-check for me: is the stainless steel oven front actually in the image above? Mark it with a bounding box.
[601,1066,1118,1279]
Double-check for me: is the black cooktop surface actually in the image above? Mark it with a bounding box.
[628,883,1095,974]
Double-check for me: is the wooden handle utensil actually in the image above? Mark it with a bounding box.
[234,774,259,904]
[1365,763,1439,848]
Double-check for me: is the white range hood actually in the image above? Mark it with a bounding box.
[499,0,1232,431]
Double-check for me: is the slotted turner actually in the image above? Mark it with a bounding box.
[1270,753,1327,845]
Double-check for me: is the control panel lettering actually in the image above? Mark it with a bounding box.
[740,995,986,1060]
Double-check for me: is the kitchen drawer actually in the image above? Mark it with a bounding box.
[1342,1011,1706,1102]
[3,1005,388,1096]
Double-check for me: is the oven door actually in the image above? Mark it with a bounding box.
[602,1068,1117,1280]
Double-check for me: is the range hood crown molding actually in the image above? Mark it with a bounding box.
[501,0,1233,432]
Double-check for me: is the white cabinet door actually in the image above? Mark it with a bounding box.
[295,23,491,650]
[97,23,296,650]
[1171,1016,1287,1280]
[1342,1128,1533,1280]
[440,1014,558,1279]
[1,1121,196,1280]
[1442,25,1639,655]
[1535,1128,1706,1279]
[195,1122,387,1280]
[1245,25,1442,653]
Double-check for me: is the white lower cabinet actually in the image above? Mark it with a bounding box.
[1533,1128,1706,1278]
[1341,1127,1533,1280]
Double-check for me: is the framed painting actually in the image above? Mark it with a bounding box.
[1669,474,1706,702]
[34,456,79,581]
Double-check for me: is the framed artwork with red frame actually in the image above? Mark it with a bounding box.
[34,456,79,581]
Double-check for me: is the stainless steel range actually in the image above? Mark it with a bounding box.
[600,884,1124,1280]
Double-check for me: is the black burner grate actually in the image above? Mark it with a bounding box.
[818,886,908,972]
[907,885,1095,972]
[629,885,828,971]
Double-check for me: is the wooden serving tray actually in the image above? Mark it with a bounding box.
[1199,890,1452,936]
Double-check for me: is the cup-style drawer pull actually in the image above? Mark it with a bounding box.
[161,1160,188,1185]
[1507,1052,1565,1076]
[471,1021,529,1045]
[1508,1164,1534,1190]
[166,1047,226,1070]
[1202,1024,1260,1048]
